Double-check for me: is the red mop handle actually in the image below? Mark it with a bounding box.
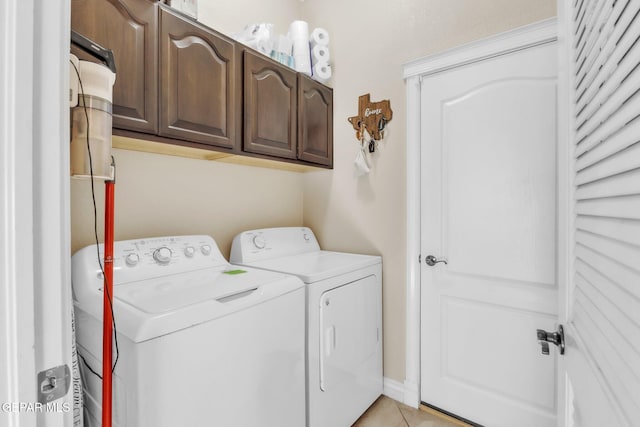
[102,179,115,427]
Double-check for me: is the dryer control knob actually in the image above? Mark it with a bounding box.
[303,233,311,241]
[153,247,172,264]
[253,235,266,249]
[200,245,212,256]
[184,246,196,258]
[125,253,140,267]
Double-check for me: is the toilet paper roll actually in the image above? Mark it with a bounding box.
[310,27,330,47]
[312,62,332,84]
[311,45,330,65]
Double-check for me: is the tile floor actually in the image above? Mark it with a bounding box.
[353,396,470,427]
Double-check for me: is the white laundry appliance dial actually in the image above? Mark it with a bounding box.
[184,246,196,257]
[253,235,266,249]
[125,252,139,267]
[153,247,172,264]
[200,244,212,255]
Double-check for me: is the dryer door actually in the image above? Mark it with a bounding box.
[319,274,380,391]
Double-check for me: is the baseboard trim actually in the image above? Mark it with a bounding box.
[382,377,405,403]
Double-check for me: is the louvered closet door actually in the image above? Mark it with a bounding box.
[563,0,640,425]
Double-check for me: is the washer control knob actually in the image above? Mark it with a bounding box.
[184,246,196,258]
[253,235,266,249]
[303,233,311,241]
[153,247,172,264]
[125,253,140,267]
[200,245,212,256]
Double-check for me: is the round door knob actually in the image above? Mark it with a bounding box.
[125,252,140,267]
[184,246,196,258]
[253,235,266,249]
[200,244,212,255]
[153,247,172,264]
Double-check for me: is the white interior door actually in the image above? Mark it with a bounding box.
[419,41,558,427]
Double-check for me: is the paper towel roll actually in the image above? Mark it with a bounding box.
[311,45,330,65]
[312,63,332,84]
[294,55,312,76]
[289,20,309,38]
[289,20,311,75]
[310,27,330,47]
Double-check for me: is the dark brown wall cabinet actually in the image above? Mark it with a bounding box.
[298,75,333,167]
[71,0,333,168]
[243,51,334,167]
[159,7,238,149]
[243,50,298,159]
[71,0,159,134]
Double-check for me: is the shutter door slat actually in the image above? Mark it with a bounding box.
[572,305,640,414]
[575,0,596,42]
[575,259,640,328]
[574,0,588,26]
[576,141,640,185]
[576,116,640,171]
[576,195,640,219]
[576,90,640,154]
[576,230,640,272]
[575,0,610,70]
[576,216,640,246]
[572,307,640,420]
[575,244,640,300]
[576,275,640,356]
[576,167,640,199]
[576,69,640,144]
[574,4,594,56]
[575,285,640,381]
[576,1,637,101]
[576,0,626,93]
[577,9,640,127]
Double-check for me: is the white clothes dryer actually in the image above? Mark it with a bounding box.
[72,235,305,427]
[230,227,382,427]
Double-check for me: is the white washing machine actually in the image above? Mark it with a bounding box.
[230,227,383,427]
[72,235,306,427]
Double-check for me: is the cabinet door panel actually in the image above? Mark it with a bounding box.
[298,75,333,167]
[244,51,297,159]
[159,8,237,149]
[71,0,158,133]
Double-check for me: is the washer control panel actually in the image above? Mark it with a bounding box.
[230,227,320,263]
[73,235,228,288]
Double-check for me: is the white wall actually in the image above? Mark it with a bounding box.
[299,0,557,382]
[70,149,303,257]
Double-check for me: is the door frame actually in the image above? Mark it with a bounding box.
[402,17,564,414]
[1,1,39,423]
[1,0,72,426]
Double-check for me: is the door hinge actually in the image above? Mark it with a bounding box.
[37,364,71,403]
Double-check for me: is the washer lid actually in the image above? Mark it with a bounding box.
[77,266,304,343]
[245,251,381,283]
[114,267,278,313]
